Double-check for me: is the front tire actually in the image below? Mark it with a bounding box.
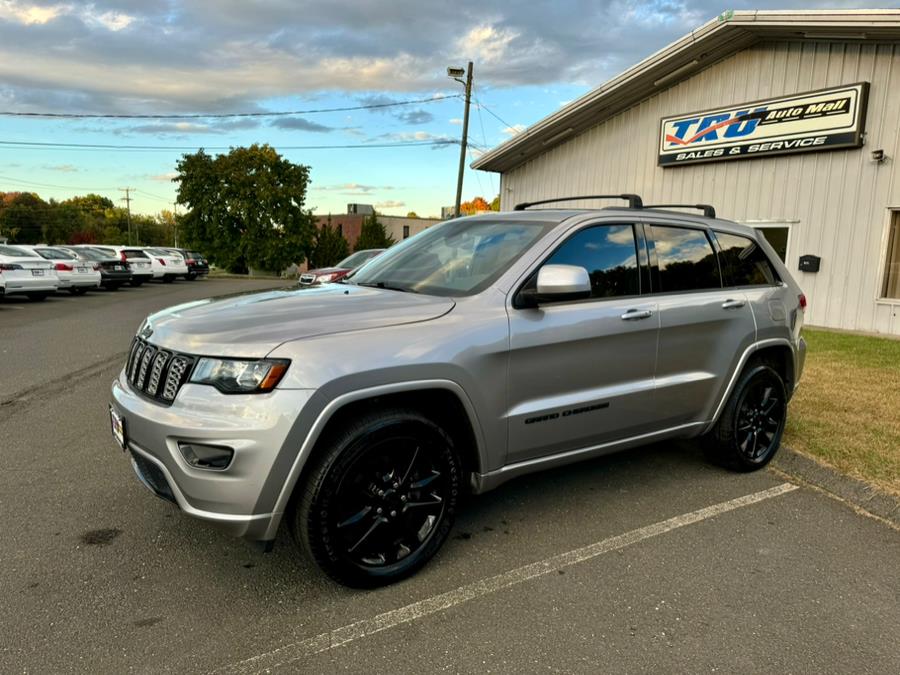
[26,292,48,302]
[705,364,786,471]
[69,287,88,296]
[129,279,144,287]
[294,408,461,587]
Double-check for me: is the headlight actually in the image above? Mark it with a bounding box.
[189,358,290,394]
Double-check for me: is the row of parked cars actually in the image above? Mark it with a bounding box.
[0,244,210,301]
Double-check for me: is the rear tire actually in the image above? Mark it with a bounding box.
[186,273,197,281]
[69,287,88,296]
[162,275,175,283]
[26,292,48,302]
[704,363,786,472]
[293,408,461,587]
[129,279,144,287]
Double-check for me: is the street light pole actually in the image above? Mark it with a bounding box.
[452,61,474,219]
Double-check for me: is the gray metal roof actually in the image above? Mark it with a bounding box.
[472,9,900,173]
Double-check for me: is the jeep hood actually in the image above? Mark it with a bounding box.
[143,284,455,357]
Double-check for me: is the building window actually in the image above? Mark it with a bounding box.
[403,225,410,239]
[882,211,900,299]
[337,223,343,236]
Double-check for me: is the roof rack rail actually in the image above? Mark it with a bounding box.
[513,193,643,211]
[642,203,716,219]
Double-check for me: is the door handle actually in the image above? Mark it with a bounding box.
[721,299,746,309]
[621,308,653,321]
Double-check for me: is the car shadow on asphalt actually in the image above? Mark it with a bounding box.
[144,439,745,599]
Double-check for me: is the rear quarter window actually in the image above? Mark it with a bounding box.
[714,232,779,286]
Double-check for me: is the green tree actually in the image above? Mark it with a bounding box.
[175,144,316,273]
[490,195,501,211]
[354,212,395,251]
[0,192,47,243]
[310,216,349,268]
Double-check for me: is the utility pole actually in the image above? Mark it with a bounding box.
[119,187,133,245]
[173,202,178,247]
[453,61,474,219]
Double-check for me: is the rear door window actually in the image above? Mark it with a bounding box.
[123,249,149,259]
[543,224,640,298]
[648,225,721,292]
[714,232,779,286]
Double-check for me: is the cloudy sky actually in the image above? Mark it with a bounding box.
[0,0,889,216]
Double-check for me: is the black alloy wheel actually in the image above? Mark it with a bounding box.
[734,375,785,463]
[296,409,461,587]
[705,363,787,471]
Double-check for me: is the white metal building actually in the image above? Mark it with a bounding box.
[473,10,900,335]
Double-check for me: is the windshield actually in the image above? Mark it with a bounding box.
[0,245,38,257]
[337,249,382,269]
[36,247,76,260]
[73,248,107,261]
[348,218,556,296]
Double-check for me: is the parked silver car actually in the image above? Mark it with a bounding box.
[110,195,806,586]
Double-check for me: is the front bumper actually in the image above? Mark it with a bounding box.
[110,370,314,540]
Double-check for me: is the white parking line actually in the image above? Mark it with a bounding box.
[215,482,799,674]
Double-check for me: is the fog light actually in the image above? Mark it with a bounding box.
[178,442,234,470]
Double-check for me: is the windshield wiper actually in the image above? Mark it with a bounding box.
[356,281,416,293]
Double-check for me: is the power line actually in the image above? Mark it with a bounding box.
[0,174,118,191]
[471,83,496,197]
[134,188,174,202]
[0,139,459,152]
[0,94,461,120]
[474,97,516,132]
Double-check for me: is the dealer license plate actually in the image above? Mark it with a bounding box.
[109,406,126,450]
[32,269,44,276]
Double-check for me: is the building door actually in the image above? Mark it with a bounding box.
[748,223,792,263]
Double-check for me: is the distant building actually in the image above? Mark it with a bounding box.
[302,213,441,272]
[347,203,375,215]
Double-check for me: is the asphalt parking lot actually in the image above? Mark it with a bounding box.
[1,280,898,674]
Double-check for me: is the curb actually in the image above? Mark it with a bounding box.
[772,447,900,528]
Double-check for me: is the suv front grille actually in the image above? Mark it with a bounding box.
[125,337,195,405]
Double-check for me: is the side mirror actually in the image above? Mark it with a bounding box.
[516,264,591,308]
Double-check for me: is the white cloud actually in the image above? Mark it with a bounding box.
[150,172,178,182]
[0,2,135,30]
[375,200,405,209]
[502,124,526,136]
[43,163,78,172]
[456,24,519,65]
[0,1,63,25]
[449,118,463,125]
[90,10,135,32]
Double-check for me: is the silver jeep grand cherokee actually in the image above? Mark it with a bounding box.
[110,194,806,587]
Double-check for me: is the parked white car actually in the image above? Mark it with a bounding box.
[0,244,59,301]
[22,245,101,295]
[144,247,189,282]
[84,246,154,286]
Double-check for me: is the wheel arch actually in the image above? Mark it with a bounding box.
[703,338,796,434]
[262,380,487,541]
